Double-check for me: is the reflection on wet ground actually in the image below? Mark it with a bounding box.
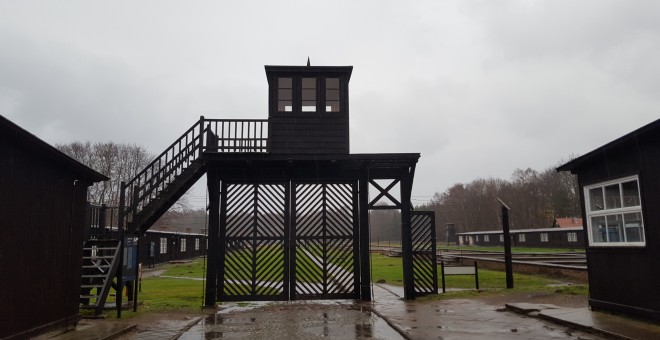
[179,302,403,340]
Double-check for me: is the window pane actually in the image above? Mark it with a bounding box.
[278,89,292,100]
[622,180,640,207]
[606,214,624,242]
[302,101,316,112]
[278,78,293,112]
[589,187,604,211]
[326,89,340,100]
[605,184,621,209]
[326,101,340,112]
[591,215,606,242]
[302,89,316,100]
[302,78,316,88]
[278,101,292,112]
[326,78,339,88]
[623,212,644,242]
[278,77,292,88]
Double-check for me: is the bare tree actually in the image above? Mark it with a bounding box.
[58,141,153,205]
[424,159,580,236]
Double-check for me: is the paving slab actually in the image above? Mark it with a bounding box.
[539,308,660,340]
[42,319,136,340]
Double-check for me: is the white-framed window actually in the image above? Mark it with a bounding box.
[476,235,479,242]
[540,233,548,242]
[160,238,167,254]
[484,235,490,242]
[195,238,200,250]
[518,234,526,242]
[180,239,187,252]
[499,234,504,242]
[567,232,578,242]
[585,176,645,246]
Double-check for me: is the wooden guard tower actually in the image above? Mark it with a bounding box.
[118,63,436,310]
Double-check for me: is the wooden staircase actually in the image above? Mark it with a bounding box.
[79,239,121,315]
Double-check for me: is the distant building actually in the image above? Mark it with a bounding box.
[456,227,584,249]
[0,115,107,339]
[558,118,660,321]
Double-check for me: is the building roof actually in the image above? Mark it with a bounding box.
[557,118,660,173]
[555,217,583,228]
[0,114,109,182]
[456,226,583,236]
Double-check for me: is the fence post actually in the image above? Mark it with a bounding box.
[441,261,446,293]
[474,260,479,290]
[498,198,514,289]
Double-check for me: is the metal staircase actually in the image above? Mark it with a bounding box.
[79,239,121,315]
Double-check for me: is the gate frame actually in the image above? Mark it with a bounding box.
[218,180,291,302]
[290,180,360,300]
[203,154,421,304]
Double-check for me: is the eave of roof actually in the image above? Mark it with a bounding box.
[0,114,109,182]
[557,118,660,173]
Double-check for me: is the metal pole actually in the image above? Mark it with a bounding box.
[498,198,514,289]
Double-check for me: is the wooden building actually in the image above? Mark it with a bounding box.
[558,118,660,321]
[0,115,107,339]
[139,230,207,265]
[456,227,584,249]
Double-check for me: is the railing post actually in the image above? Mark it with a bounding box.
[199,115,205,156]
[100,204,107,238]
[117,182,126,319]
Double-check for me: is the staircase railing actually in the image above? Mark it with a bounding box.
[121,117,205,227]
[119,117,269,233]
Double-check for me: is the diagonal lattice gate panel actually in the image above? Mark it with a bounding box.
[411,211,438,297]
[292,182,359,299]
[220,182,289,301]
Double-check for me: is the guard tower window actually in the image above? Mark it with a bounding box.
[302,78,316,112]
[278,77,292,112]
[326,78,340,112]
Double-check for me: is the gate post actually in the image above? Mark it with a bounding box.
[400,167,415,300]
[358,170,371,301]
[205,168,220,306]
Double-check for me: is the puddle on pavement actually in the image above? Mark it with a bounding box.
[179,302,403,339]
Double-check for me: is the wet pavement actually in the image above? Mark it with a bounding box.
[50,280,660,339]
[180,301,403,339]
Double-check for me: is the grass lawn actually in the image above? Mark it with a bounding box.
[370,253,587,298]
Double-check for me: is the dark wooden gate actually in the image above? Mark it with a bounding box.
[410,211,438,297]
[292,182,360,299]
[219,182,290,301]
[219,181,359,301]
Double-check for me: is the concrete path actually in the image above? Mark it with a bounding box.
[368,284,605,339]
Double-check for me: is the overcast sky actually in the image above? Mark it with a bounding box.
[2,1,659,208]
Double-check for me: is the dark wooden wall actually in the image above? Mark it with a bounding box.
[572,129,660,320]
[268,114,349,154]
[0,138,92,339]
